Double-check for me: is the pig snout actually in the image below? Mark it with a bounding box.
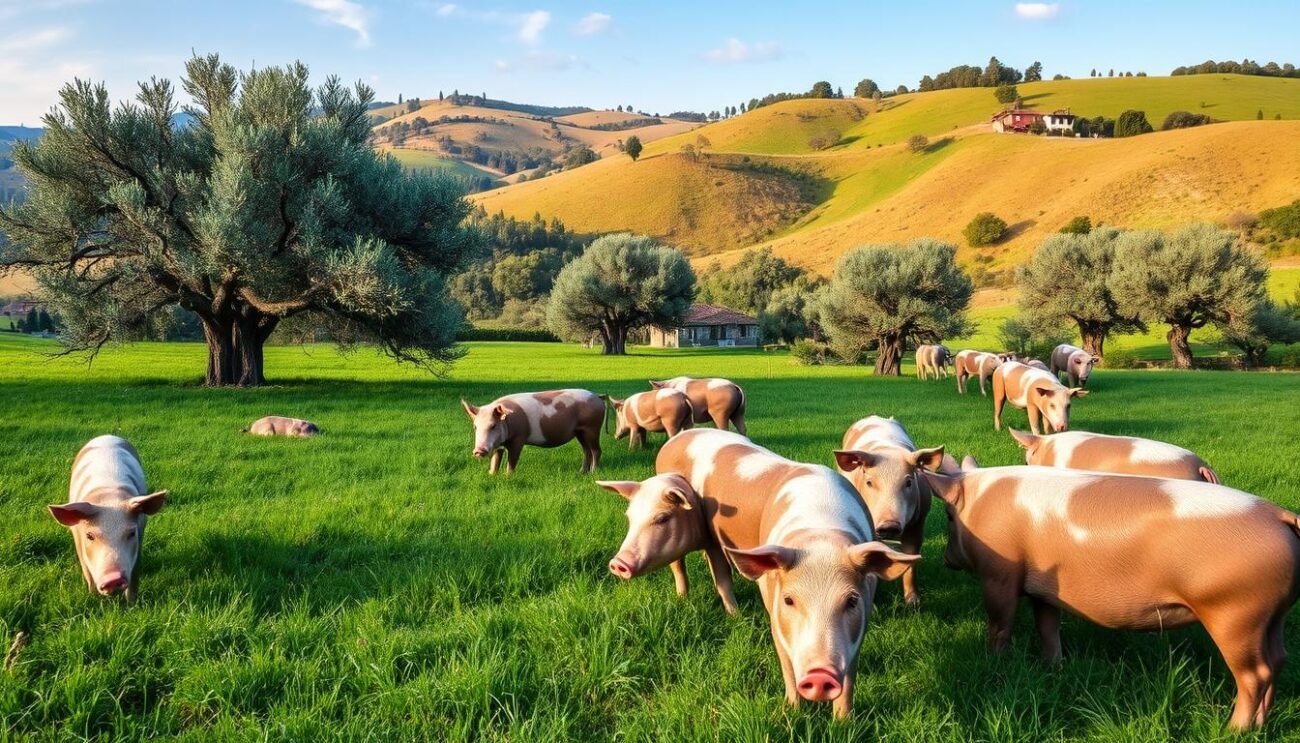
[97,571,129,595]
[797,667,844,702]
[472,446,488,457]
[608,554,637,580]
[875,520,903,540]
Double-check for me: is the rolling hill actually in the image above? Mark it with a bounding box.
[474,75,1300,274]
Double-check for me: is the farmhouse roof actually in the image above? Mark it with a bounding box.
[681,303,757,326]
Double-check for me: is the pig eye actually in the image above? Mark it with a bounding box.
[85,533,96,542]
[651,513,671,525]
[863,479,874,489]
[782,594,795,607]
[125,529,137,541]
[845,592,861,610]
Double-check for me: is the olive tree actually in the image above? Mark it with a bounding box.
[1111,224,1267,368]
[819,239,972,375]
[0,54,476,386]
[1220,299,1300,368]
[1016,228,1145,358]
[546,233,695,355]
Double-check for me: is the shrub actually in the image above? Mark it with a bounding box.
[1161,111,1215,130]
[807,130,841,150]
[1028,118,1047,135]
[964,212,1008,247]
[995,84,1018,104]
[1259,200,1300,240]
[1059,215,1092,234]
[790,339,836,365]
[456,326,560,342]
[1114,110,1154,137]
[996,317,1071,360]
[906,134,929,153]
[1102,349,1143,369]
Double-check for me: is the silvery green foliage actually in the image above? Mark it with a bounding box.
[546,233,694,355]
[0,54,476,384]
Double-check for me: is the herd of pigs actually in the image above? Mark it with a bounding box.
[45,345,1297,730]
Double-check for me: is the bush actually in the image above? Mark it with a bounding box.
[1259,200,1300,240]
[1028,118,1047,135]
[996,317,1071,360]
[1114,110,1154,137]
[1059,215,1092,234]
[1101,349,1144,369]
[455,326,560,342]
[790,339,836,365]
[1161,110,1215,130]
[807,130,841,150]
[964,212,1008,247]
[906,134,929,153]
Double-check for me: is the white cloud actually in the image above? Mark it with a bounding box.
[1014,3,1060,20]
[0,26,72,53]
[494,49,580,73]
[573,12,611,36]
[703,38,782,64]
[516,10,549,44]
[292,0,372,47]
[435,3,458,16]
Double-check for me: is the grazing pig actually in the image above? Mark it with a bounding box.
[1050,343,1099,387]
[597,475,738,614]
[922,464,1300,731]
[47,435,168,599]
[1008,429,1219,483]
[657,429,918,718]
[243,416,320,437]
[914,344,953,381]
[648,377,746,434]
[835,416,949,605]
[992,361,1087,435]
[954,350,1015,395]
[608,388,694,449]
[461,389,604,474]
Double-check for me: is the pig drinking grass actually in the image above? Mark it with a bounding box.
[1,332,1298,740]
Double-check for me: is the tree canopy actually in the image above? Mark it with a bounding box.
[818,239,972,375]
[624,135,643,162]
[1016,228,1145,357]
[1111,224,1267,368]
[853,79,880,98]
[546,233,695,355]
[0,54,477,386]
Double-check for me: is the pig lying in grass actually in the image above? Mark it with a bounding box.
[1009,428,1219,483]
[244,416,320,437]
[48,435,168,600]
[924,460,1300,730]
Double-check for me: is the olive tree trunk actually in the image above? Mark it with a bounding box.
[1167,324,1194,369]
[874,335,905,376]
[1078,325,1106,360]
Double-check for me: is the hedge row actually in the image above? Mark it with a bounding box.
[456,326,560,343]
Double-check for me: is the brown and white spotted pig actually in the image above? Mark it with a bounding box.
[461,389,605,474]
[607,388,694,449]
[47,435,168,599]
[914,344,953,381]
[597,474,739,614]
[992,361,1087,435]
[922,463,1300,730]
[1009,429,1219,483]
[954,350,1016,396]
[835,416,956,605]
[648,377,746,434]
[243,416,320,437]
[1050,343,1100,387]
[657,429,918,718]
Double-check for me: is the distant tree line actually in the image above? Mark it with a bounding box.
[1171,59,1299,78]
[746,81,846,112]
[918,56,1037,92]
[450,210,586,323]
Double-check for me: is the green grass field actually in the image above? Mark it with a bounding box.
[2,334,1299,740]
[384,148,500,182]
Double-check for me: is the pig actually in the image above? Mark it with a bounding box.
[243,416,320,437]
[47,435,168,599]
[834,416,949,605]
[914,344,953,381]
[1008,428,1219,483]
[922,464,1300,730]
[1023,359,1050,372]
[992,361,1087,435]
[596,474,739,614]
[954,350,1016,395]
[648,377,746,434]
[657,429,918,717]
[1050,343,1100,387]
[607,388,694,449]
[461,389,605,474]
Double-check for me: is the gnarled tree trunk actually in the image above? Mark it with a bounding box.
[1167,324,1194,369]
[201,316,239,387]
[874,335,905,376]
[1078,325,1106,360]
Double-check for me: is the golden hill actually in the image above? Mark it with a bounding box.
[474,75,1300,274]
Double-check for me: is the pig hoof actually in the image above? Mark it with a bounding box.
[904,593,921,608]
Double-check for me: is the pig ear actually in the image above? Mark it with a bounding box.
[460,399,479,419]
[493,404,511,418]
[663,487,693,511]
[908,446,946,471]
[129,490,168,515]
[920,470,964,507]
[648,380,666,389]
[938,453,962,475]
[610,397,625,409]
[1070,388,1089,398]
[595,480,639,500]
[48,502,98,526]
[961,455,981,472]
[1032,386,1056,400]
[725,545,796,580]
[1091,356,1101,364]
[1008,428,1038,450]
[848,542,921,581]
[833,450,875,472]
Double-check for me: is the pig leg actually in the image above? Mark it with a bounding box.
[1204,610,1273,730]
[730,411,747,437]
[992,386,1007,431]
[669,559,689,597]
[899,525,923,607]
[1031,598,1062,663]
[576,428,600,473]
[833,665,856,720]
[710,410,729,431]
[979,371,989,396]
[981,577,1021,653]
[1027,405,1043,437]
[488,449,503,475]
[772,622,800,708]
[957,369,967,394]
[704,545,739,614]
[504,443,523,475]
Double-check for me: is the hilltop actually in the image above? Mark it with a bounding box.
[474,74,1300,273]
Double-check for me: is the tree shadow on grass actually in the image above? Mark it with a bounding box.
[924,137,955,154]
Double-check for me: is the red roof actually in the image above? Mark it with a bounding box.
[681,303,757,326]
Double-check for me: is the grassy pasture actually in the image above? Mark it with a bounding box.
[1,335,1299,741]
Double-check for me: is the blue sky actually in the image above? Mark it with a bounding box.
[1,0,1297,124]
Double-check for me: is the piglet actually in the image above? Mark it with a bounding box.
[244,416,320,437]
